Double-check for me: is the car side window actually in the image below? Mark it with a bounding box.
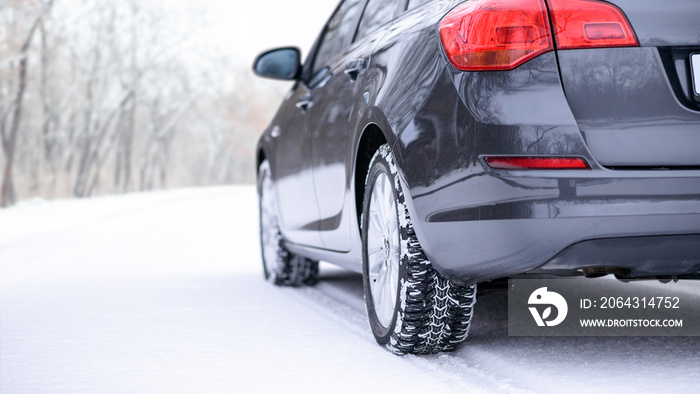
[356,0,405,40]
[406,0,431,11]
[312,0,364,75]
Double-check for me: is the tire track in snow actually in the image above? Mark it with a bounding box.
[275,267,700,393]
[281,268,536,394]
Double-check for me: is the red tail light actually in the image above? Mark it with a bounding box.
[484,156,590,169]
[439,0,638,71]
[547,0,639,49]
[439,0,553,71]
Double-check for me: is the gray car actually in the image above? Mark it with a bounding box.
[253,0,700,354]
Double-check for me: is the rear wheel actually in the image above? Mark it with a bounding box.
[258,160,318,286]
[362,145,477,355]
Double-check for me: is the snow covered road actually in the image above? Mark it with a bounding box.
[1,186,698,393]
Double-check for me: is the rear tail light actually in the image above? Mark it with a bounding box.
[439,0,638,71]
[439,0,553,71]
[484,156,590,169]
[547,0,639,49]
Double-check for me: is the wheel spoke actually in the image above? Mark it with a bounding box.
[382,175,393,214]
[368,244,383,262]
[384,178,395,224]
[369,252,384,278]
[368,204,383,235]
[374,175,388,227]
[376,265,391,320]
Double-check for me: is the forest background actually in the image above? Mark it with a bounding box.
[0,0,335,206]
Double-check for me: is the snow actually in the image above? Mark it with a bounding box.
[1,186,698,393]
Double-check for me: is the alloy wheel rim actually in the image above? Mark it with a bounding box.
[367,171,400,327]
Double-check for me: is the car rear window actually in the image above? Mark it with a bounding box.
[407,0,432,11]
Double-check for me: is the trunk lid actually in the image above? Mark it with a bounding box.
[554,0,700,168]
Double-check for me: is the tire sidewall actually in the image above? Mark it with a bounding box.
[362,150,405,345]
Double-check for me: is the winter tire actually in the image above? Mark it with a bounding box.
[258,160,318,286]
[361,145,477,355]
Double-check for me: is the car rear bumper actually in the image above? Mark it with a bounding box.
[405,167,700,285]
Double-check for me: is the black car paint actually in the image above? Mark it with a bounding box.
[256,0,700,285]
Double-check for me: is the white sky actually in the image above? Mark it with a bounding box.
[175,0,338,64]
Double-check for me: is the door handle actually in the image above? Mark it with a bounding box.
[344,59,367,81]
[296,95,313,112]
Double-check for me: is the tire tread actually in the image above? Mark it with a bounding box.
[367,145,477,355]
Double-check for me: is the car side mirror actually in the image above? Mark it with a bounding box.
[253,47,302,81]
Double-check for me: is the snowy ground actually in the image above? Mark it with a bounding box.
[1,186,698,393]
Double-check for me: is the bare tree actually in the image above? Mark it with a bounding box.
[1,0,283,206]
[1,0,55,207]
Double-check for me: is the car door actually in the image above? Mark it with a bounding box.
[305,0,405,251]
[268,81,323,248]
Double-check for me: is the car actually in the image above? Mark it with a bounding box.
[252,0,700,355]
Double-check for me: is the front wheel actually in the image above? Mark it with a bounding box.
[258,160,318,286]
[361,145,477,355]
